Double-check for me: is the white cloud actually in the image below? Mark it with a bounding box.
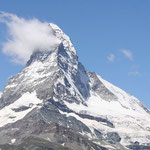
[0,11,60,64]
[121,49,133,61]
[107,54,115,62]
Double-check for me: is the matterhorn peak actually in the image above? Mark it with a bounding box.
[1,24,89,109]
[0,23,150,150]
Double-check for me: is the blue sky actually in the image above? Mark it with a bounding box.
[0,0,150,109]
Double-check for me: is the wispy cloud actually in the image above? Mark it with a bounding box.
[128,65,141,77]
[107,54,115,62]
[121,49,133,61]
[128,71,140,76]
[0,11,60,64]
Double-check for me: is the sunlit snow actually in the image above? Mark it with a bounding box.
[0,92,42,127]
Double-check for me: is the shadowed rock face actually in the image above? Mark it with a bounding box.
[88,72,118,102]
[0,136,73,150]
[127,142,150,150]
[0,136,109,150]
[0,23,149,150]
[107,132,121,143]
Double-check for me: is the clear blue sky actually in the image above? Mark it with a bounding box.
[0,0,150,109]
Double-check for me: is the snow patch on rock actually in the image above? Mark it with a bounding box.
[11,139,16,144]
[0,92,42,127]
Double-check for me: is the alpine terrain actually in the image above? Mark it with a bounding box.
[0,23,150,150]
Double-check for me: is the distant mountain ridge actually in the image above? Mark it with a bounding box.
[0,23,150,150]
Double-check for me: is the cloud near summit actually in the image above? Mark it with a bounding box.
[0,12,60,64]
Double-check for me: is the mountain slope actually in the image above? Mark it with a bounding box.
[0,23,150,150]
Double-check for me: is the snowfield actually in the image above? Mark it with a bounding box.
[0,92,42,127]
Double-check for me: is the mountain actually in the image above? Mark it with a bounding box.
[0,23,150,150]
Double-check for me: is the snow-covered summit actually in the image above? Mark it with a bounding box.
[49,23,77,54]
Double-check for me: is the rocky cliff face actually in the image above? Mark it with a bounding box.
[0,23,150,150]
